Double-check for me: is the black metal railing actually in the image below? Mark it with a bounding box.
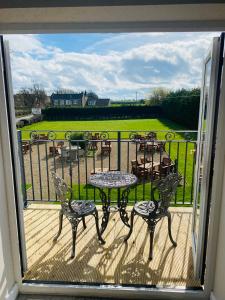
[18,130,198,208]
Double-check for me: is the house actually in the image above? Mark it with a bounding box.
[1,2,225,300]
[50,92,88,107]
[85,97,110,107]
[51,92,110,107]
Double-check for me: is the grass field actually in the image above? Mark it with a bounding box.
[20,118,188,140]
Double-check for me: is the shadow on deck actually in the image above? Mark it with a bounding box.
[23,204,201,288]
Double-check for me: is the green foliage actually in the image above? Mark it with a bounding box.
[145,87,170,106]
[42,105,162,121]
[161,88,200,129]
[146,88,200,129]
[21,118,185,140]
[69,132,86,149]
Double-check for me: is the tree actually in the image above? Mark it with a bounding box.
[145,87,170,106]
[14,84,48,108]
[87,91,98,100]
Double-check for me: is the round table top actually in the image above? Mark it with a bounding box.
[89,171,137,189]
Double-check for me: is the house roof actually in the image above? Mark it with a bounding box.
[95,98,110,106]
[51,93,84,101]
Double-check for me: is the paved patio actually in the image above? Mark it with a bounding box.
[23,141,165,201]
[23,204,201,288]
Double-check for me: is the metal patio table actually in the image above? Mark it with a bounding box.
[89,171,137,234]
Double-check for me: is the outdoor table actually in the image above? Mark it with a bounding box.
[89,171,137,234]
[65,145,81,160]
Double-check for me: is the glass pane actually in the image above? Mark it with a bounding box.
[193,58,211,244]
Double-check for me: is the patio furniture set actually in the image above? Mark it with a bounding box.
[131,156,175,180]
[52,170,181,260]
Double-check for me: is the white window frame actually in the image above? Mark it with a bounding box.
[0,19,225,300]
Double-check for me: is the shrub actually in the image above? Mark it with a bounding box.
[42,105,162,121]
[161,88,200,129]
[69,132,86,149]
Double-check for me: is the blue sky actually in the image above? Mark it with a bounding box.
[5,32,218,100]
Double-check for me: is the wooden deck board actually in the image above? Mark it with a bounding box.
[23,205,200,288]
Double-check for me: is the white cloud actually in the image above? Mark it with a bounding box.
[4,32,219,100]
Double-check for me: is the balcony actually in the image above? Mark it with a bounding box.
[19,130,200,288]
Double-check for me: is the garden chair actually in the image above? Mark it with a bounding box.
[39,133,48,140]
[140,156,151,164]
[125,173,182,260]
[22,142,31,154]
[51,172,105,258]
[88,140,98,151]
[94,133,100,139]
[146,131,157,141]
[157,141,166,152]
[154,157,175,178]
[139,141,146,152]
[101,141,112,155]
[146,143,157,153]
[49,146,59,156]
[131,160,147,180]
[57,141,64,148]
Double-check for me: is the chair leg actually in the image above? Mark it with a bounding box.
[167,212,177,247]
[124,209,135,242]
[149,224,155,260]
[53,209,63,241]
[94,209,105,244]
[82,216,87,230]
[70,220,79,259]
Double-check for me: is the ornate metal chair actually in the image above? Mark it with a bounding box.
[51,172,105,258]
[125,173,182,260]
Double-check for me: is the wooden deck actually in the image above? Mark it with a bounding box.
[23,204,201,288]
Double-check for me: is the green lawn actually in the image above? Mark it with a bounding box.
[20,118,189,140]
[70,182,193,206]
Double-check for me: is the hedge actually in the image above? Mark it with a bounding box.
[42,105,162,121]
[161,89,200,130]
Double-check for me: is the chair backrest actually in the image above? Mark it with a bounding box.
[162,157,171,166]
[57,141,64,147]
[140,156,145,164]
[147,131,157,140]
[131,160,138,167]
[51,172,71,205]
[152,173,182,213]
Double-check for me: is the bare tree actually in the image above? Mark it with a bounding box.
[145,87,170,105]
[14,84,48,108]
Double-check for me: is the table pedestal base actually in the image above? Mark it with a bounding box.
[97,187,131,234]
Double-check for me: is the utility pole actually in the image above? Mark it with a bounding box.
[136,91,138,102]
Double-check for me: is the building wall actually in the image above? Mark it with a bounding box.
[211,167,225,300]
[0,3,225,33]
[0,137,16,300]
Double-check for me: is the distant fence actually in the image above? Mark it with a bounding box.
[42,105,163,121]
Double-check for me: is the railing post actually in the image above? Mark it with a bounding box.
[117,131,121,203]
[17,130,28,208]
[117,131,121,171]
